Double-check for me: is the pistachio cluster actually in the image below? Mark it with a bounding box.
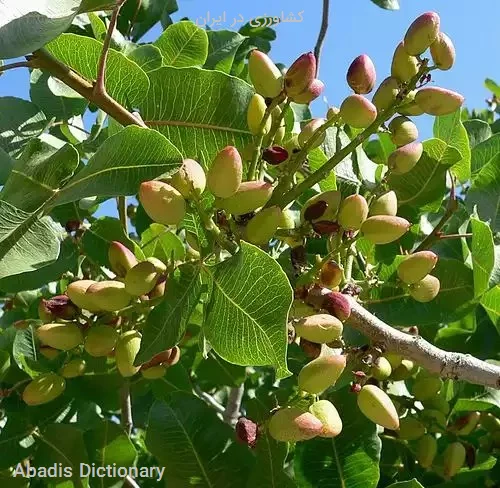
[21,241,179,406]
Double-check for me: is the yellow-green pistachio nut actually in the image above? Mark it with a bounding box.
[207,146,243,198]
[139,180,186,226]
[115,330,142,378]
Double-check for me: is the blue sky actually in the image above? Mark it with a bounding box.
[0,0,498,219]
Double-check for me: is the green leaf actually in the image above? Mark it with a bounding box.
[0,0,81,58]
[434,109,471,182]
[0,237,78,293]
[140,223,185,262]
[0,200,63,280]
[484,78,500,98]
[46,33,149,107]
[149,363,193,397]
[69,373,124,411]
[294,388,381,488]
[204,31,246,73]
[0,146,15,186]
[193,351,246,388]
[13,324,45,378]
[54,126,182,205]
[0,413,35,470]
[466,154,500,232]
[84,420,137,488]
[308,148,336,191]
[154,21,208,67]
[126,44,163,73]
[385,481,424,488]
[463,119,492,148]
[481,285,500,334]
[30,70,88,121]
[81,217,144,269]
[138,67,253,167]
[146,392,248,487]
[1,139,79,212]
[388,138,462,211]
[452,387,500,415]
[203,242,293,379]
[34,424,89,485]
[370,0,400,9]
[470,133,500,175]
[136,263,203,364]
[0,97,46,159]
[470,217,495,296]
[364,258,475,326]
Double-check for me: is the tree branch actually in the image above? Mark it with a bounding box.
[314,0,330,77]
[94,0,127,97]
[0,60,35,73]
[344,296,500,389]
[121,381,133,435]
[223,385,244,425]
[31,49,146,128]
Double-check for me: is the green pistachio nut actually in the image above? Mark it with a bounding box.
[216,181,273,216]
[319,261,343,288]
[416,434,438,468]
[387,141,423,174]
[146,257,167,274]
[398,417,426,440]
[289,300,317,319]
[39,346,60,360]
[268,406,323,442]
[421,409,447,433]
[66,280,100,312]
[384,353,403,369]
[430,32,455,71]
[294,314,343,344]
[284,52,316,97]
[391,359,417,381]
[371,356,392,381]
[391,41,420,83]
[108,241,138,277]
[397,251,438,284]
[115,330,142,378]
[125,261,159,296]
[248,49,283,98]
[309,400,343,438]
[409,275,440,303]
[86,281,131,312]
[422,397,450,415]
[170,158,206,199]
[245,206,283,245]
[207,146,243,198]
[415,87,464,116]
[398,90,425,116]
[389,116,419,147]
[338,194,369,230]
[480,412,500,433]
[357,384,400,430]
[278,208,296,230]
[139,180,186,226]
[404,11,441,56]
[346,54,376,94]
[301,190,341,223]
[298,353,346,394]
[298,118,327,149]
[141,365,168,379]
[369,191,398,217]
[22,373,66,406]
[443,442,466,479]
[372,76,400,113]
[37,323,83,351]
[340,94,377,129]
[247,93,271,135]
[84,325,119,357]
[291,79,325,104]
[60,358,86,378]
[411,375,443,401]
[361,215,411,245]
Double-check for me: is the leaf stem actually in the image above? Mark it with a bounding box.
[117,196,128,234]
[0,60,35,73]
[94,0,127,97]
[120,380,133,436]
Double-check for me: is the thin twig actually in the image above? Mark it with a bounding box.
[438,233,472,240]
[94,0,127,97]
[0,60,35,73]
[343,294,500,389]
[118,196,128,234]
[121,381,133,436]
[314,0,330,77]
[124,476,140,488]
[193,384,226,414]
[223,385,244,425]
[33,49,147,128]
